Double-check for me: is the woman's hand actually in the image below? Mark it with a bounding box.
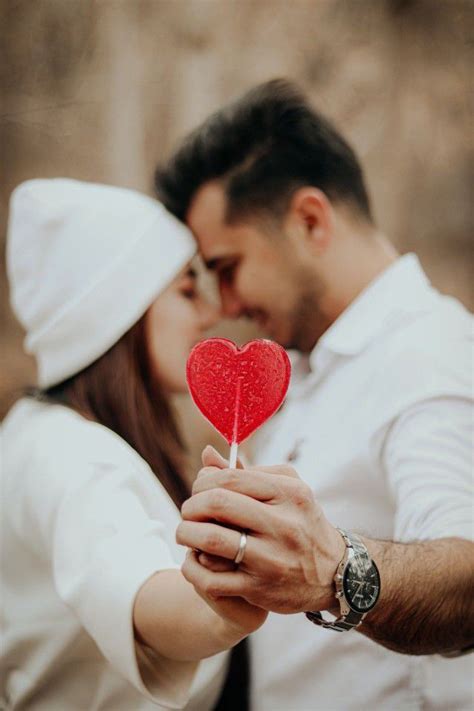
[133,447,266,663]
[134,562,266,662]
[182,549,268,642]
[178,446,267,642]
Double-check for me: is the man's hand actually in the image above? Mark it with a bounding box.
[176,446,344,614]
[177,447,474,655]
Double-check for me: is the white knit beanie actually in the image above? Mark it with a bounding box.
[7,178,196,388]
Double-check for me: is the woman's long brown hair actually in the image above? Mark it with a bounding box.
[40,311,249,711]
[41,313,189,508]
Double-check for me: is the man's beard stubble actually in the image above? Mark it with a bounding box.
[286,269,331,353]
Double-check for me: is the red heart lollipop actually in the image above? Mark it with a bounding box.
[186,338,291,446]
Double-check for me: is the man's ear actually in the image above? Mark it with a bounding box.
[286,187,334,255]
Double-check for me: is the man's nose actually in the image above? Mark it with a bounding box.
[219,284,243,319]
[200,301,221,331]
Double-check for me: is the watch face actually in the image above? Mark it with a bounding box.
[343,559,380,614]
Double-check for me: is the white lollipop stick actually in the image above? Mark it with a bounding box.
[229,376,242,469]
[229,441,239,468]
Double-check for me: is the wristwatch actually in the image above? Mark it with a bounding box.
[306,528,381,632]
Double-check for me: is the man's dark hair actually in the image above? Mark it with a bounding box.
[155,78,373,225]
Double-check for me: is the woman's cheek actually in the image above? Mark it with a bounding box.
[174,299,198,346]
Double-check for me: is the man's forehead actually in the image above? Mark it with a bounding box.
[187,182,239,263]
[187,181,227,233]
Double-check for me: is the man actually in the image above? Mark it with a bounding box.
[156,80,473,710]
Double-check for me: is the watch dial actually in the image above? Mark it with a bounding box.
[343,559,380,613]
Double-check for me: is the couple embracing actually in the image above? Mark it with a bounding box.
[2,80,472,711]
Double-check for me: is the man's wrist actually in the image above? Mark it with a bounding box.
[306,529,382,630]
[308,525,345,613]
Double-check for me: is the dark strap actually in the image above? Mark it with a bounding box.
[213,638,250,711]
[305,608,363,631]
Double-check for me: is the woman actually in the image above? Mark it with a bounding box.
[1,178,265,710]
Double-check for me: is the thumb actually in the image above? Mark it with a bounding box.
[201,445,228,469]
[201,445,244,470]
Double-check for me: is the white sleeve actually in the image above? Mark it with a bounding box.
[381,397,474,542]
[27,459,199,709]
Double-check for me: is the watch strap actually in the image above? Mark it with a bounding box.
[338,528,372,573]
[305,608,364,631]
[305,528,374,632]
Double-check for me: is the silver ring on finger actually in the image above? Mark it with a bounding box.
[234,531,247,566]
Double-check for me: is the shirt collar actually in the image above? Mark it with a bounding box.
[308,253,434,371]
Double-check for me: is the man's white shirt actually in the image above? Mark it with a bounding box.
[251,254,473,711]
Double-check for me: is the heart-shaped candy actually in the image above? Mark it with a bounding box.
[186,338,291,445]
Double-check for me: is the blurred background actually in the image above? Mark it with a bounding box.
[1,0,472,468]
